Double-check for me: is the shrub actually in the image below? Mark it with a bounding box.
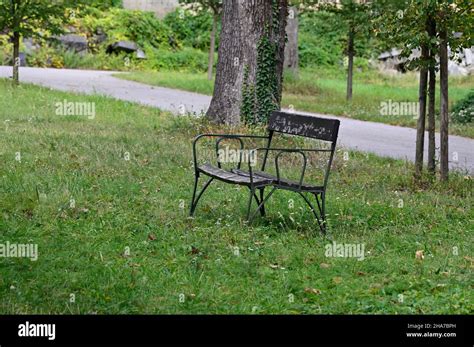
[147,47,209,72]
[164,8,218,51]
[27,46,64,69]
[84,0,123,10]
[78,7,179,50]
[451,90,474,124]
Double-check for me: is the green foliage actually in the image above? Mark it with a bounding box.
[241,28,280,125]
[451,90,474,124]
[78,8,178,50]
[255,31,279,124]
[240,65,256,124]
[27,45,65,69]
[163,8,218,51]
[240,0,282,125]
[83,0,122,10]
[146,47,209,72]
[298,9,374,68]
[374,0,473,71]
[0,0,74,38]
[0,4,214,73]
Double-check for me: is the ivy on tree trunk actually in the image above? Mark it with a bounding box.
[206,0,288,125]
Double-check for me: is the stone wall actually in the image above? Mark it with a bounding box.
[122,0,179,18]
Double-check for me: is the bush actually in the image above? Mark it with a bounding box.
[298,11,345,68]
[0,34,12,65]
[84,0,123,10]
[27,46,64,69]
[147,47,209,72]
[298,10,376,69]
[451,90,474,124]
[164,8,217,51]
[78,7,179,50]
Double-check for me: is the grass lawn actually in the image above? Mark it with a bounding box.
[116,68,474,138]
[0,79,473,314]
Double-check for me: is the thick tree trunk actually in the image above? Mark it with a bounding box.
[12,30,20,85]
[427,17,437,174]
[414,45,429,179]
[206,0,288,125]
[439,30,449,181]
[207,14,218,81]
[284,6,298,74]
[346,29,354,102]
[273,0,289,106]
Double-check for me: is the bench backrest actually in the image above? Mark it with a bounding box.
[268,111,340,143]
[264,111,340,189]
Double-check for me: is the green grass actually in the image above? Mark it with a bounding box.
[0,79,473,314]
[116,68,474,138]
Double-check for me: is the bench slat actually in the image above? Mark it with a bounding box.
[269,111,340,142]
[198,163,273,186]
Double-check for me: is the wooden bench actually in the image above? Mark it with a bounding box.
[190,111,340,233]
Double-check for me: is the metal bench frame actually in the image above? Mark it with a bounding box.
[190,111,340,234]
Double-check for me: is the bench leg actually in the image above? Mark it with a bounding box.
[190,174,214,216]
[248,187,266,217]
[298,192,326,234]
[314,192,327,234]
[246,187,255,221]
[248,187,277,223]
[259,188,266,216]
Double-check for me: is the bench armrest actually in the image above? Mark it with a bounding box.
[250,147,331,190]
[192,133,269,171]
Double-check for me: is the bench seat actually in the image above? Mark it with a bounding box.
[231,169,324,193]
[197,163,273,187]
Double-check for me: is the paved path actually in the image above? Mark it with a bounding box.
[1,66,473,173]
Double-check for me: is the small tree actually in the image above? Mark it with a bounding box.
[376,0,473,181]
[322,0,371,101]
[0,0,77,84]
[179,0,222,80]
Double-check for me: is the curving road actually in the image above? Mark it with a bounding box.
[1,66,472,173]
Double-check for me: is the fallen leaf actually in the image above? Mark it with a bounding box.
[415,250,424,260]
[190,246,200,255]
[304,287,321,295]
[356,271,366,276]
[148,233,157,241]
[320,263,330,269]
